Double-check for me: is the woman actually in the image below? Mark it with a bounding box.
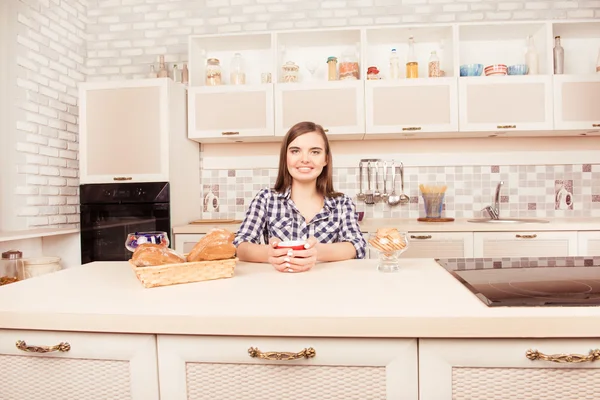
[233,121,367,273]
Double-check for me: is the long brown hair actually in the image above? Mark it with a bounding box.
[274,121,340,198]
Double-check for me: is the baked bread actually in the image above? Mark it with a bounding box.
[131,243,186,267]
[187,228,236,262]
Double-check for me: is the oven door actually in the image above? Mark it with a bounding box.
[80,203,170,264]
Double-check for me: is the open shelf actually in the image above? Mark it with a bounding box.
[552,21,600,75]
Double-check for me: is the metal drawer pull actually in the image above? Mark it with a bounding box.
[113,176,132,181]
[248,346,316,361]
[410,235,432,240]
[516,234,537,239]
[324,129,329,133]
[402,127,422,131]
[221,131,240,136]
[593,124,600,127]
[526,349,600,363]
[497,125,516,129]
[16,340,71,353]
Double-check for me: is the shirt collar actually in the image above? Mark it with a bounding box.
[277,186,337,212]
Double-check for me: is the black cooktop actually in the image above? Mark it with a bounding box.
[436,257,600,307]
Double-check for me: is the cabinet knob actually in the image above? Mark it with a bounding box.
[16,340,71,353]
[410,235,432,240]
[324,129,329,133]
[515,234,537,239]
[221,131,240,136]
[113,177,132,181]
[526,348,600,363]
[497,125,516,129]
[248,346,316,361]
[593,124,600,128]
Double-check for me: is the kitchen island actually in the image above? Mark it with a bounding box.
[0,259,598,400]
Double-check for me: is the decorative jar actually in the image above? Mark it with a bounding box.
[281,61,299,83]
[205,58,222,86]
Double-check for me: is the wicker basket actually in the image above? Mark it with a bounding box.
[129,257,237,288]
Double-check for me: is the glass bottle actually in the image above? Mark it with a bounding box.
[428,51,440,78]
[157,55,168,78]
[172,64,181,82]
[406,35,418,79]
[327,56,338,81]
[389,48,400,80]
[553,36,564,75]
[182,64,189,85]
[525,35,538,75]
[230,53,246,85]
[147,64,157,78]
[205,58,222,86]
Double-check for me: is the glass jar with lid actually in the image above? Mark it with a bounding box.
[339,49,359,80]
[281,61,299,83]
[205,58,222,86]
[1,250,22,285]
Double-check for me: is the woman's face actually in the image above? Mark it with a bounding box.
[286,131,327,185]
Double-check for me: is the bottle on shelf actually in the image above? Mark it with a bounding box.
[172,64,181,83]
[147,64,157,78]
[230,53,246,85]
[182,64,189,85]
[553,36,564,75]
[389,49,400,80]
[525,35,539,75]
[428,51,440,78]
[406,36,418,79]
[596,48,600,74]
[157,55,168,78]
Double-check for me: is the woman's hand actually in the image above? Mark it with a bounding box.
[283,237,318,272]
[267,237,296,272]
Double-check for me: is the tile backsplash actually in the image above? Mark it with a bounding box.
[200,164,600,220]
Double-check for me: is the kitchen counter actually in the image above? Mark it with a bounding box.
[0,259,598,338]
[173,217,600,234]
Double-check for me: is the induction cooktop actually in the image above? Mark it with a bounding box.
[436,257,600,307]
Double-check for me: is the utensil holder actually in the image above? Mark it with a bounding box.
[422,193,445,218]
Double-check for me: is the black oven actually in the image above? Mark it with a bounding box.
[80,182,171,264]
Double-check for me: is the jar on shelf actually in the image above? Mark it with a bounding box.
[339,50,359,80]
[367,66,380,80]
[282,61,299,83]
[428,51,440,78]
[205,58,222,86]
[0,250,22,285]
[230,53,246,85]
[327,56,338,81]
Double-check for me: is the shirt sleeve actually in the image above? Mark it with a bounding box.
[233,189,269,247]
[337,195,367,259]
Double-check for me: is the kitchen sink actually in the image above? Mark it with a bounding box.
[467,218,549,224]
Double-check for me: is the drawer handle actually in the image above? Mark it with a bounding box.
[526,349,600,364]
[497,125,516,129]
[593,124,600,127]
[402,127,422,131]
[113,176,132,181]
[248,346,316,361]
[410,235,432,240]
[16,340,71,353]
[221,131,240,136]
[324,129,329,133]
[515,234,537,239]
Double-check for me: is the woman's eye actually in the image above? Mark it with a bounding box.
[290,149,299,154]
[311,150,321,155]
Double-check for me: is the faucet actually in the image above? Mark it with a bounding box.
[483,181,504,220]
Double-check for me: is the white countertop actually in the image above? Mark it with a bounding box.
[0,259,598,338]
[173,217,600,234]
[0,227,79,243]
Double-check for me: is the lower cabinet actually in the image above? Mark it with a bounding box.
[157,335,418,400]
[419,338,600,400]
[0,329,159,400]
[402,232,473,258]
[173,233,206,254]
[578,231,600,256]
[473,231,578,257]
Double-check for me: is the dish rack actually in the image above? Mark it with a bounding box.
[129,258,237,288]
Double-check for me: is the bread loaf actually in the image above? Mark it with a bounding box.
[187,228,236,262]
[131,243,186,267]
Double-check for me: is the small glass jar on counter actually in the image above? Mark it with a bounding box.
[1,250,22,285]
[339,50,359,80]
[367,66,380,80]
[205,58,222,86]
[327,56,338,81]
[281,61,299,83]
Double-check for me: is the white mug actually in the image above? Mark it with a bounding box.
[204,191,220,211]
[556,187,573,210]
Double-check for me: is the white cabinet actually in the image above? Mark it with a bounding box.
[157,335,418,400]
[275,81,365,139]
[577,231,600,256]
[553,75,600,131]
[365,78,458,138]
[458,75,554,133]
[419,338,600,400]
[473,231,578,257]
[402,232,473,258]
[173,233,205,254]
[0,329,159,400]
[188,84,275,142]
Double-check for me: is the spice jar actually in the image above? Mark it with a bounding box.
[282,61,299,83]
[205,58,222,86]
[327,56,338,81]
[339,50,359,80]
[367,66,380,80]
[1,250,23,285]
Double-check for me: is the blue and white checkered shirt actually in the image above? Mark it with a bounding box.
[233,187,367,259]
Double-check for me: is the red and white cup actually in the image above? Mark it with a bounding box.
[276,240,307,251]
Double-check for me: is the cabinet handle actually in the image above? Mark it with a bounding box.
[16,340,71,353]
[593,124,600,127]
[526,348,600,364]
[113,176,132,181]
[515,234,537,239]
[410,235,432,240]
[248,346,316,361]
[497,125,516,129]
[402,127,422,131]
[221,131,240,136]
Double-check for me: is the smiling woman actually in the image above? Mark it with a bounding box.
[233,121,367,273]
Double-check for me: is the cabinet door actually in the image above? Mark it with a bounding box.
[0,329,159,400]
[275,81,365,139]
[473,231,578,257]
[188,84,275,142]
[365,78,458,137]
[402,232,473,258]
[554,75,600,131]
[458,75,553,132]
[79,80,169,183]
[420,338,600,400]
[577,231,600,256]
[173,233,206,253]
[158,335,418,400]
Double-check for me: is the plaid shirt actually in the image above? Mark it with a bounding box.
[233,187,367,259]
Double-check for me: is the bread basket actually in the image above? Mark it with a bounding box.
[129,257,237,288]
